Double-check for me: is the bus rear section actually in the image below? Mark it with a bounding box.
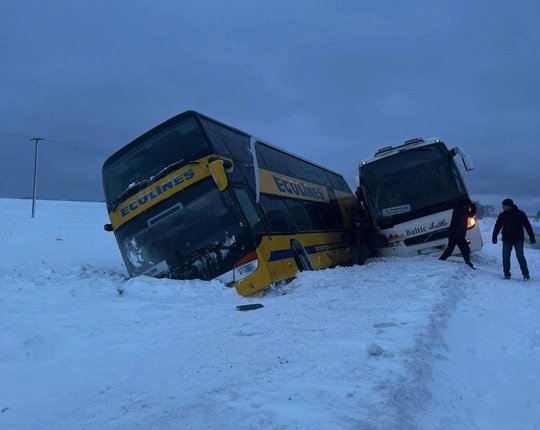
[357,138,482,257]
[102,111,356,296]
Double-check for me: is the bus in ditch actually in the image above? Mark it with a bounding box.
[102,111,356,296]
[356,137,483,257]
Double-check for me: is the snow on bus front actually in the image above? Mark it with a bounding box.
[114,178,254,282]
[101,114,256,282]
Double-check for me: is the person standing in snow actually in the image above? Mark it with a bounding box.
[356,214,378,265]
[345,208,377,266]
[439,198,476,269]
[492,198,536,280]
[346,213,361,265]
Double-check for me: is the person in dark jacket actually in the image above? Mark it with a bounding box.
[346,214,361,265]
[492,198,536,280]
[345,209,377,266]
[439,198,477,268]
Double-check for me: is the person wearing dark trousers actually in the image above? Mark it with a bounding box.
[439,198,477,269]
[344,209,377,266]
[346,215,361,265]
[492,198,536,280]
[357,216,377,265]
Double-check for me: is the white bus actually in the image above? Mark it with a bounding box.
[356,138,483,257]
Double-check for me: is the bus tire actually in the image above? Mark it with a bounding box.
[290,239,314,271]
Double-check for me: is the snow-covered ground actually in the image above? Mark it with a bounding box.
[1,198,539,430]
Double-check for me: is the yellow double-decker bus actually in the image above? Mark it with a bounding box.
[102,111,356,295]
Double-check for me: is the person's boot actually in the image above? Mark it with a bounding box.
[524,274,531,281]
[467,262,476,270]
[504,273,511,280]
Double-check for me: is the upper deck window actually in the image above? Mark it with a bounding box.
[103,117,211,209]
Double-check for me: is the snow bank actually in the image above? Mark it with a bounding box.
[1,199,538,429]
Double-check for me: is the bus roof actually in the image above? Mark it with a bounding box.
[193,111,346,178]
[360,137,445,166]
[104,110,346,179]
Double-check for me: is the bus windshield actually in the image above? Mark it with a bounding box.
[115,178,252,280]
[360,143,466,226]
[103,116,211,209]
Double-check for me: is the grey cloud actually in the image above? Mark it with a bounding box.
[1,0,540,204]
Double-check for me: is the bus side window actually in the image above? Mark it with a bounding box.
[199,118,233,159]
[284,199,314,231]
[320,203,342,230]
[259,195,297,233]
[303,202,327,231]
[257,144,287,173]
[221,130,252,164]
[233,188,265,233]
[254,144,269,168]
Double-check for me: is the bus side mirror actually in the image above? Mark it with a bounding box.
[460,153,474,171]
[209,159,229,191]
[104,223,113,232]
[449,146,474,171]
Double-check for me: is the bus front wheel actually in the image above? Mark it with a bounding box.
[291,240,314,271]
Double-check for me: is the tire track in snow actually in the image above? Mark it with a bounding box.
[381,267,474,429]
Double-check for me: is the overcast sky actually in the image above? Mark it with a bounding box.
[1,0,539,210]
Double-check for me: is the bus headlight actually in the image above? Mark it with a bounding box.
[233,251,259,281]
[467,217,476,229]
[234,259,258,280]
[215,252,259,285]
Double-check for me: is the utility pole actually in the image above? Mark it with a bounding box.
[30,137,43,218]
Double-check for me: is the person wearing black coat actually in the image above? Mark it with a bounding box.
[345,206,377,266]
[346,214,361,265]
[439,198,477,268]
[492,198,536,280]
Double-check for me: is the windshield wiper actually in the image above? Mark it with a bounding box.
[150,159,185,182]
[111,159,201,213]
[149,158,202,182]
[111,179,151,212]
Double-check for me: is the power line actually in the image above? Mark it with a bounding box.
[0,131,32,139]
[45,138,109,156]
[0,131,110,156]
[1,131,111,217]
